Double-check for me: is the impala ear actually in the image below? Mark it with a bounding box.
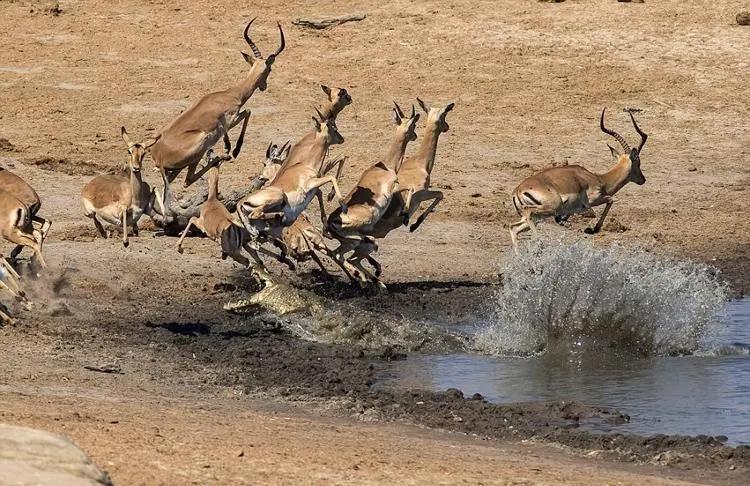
[312,117,322,131]
[321,85,332,99]
[240,51,255,65]
[282,144,291,158]
[144,133,161,149]
[392,108,402,125]
[417,97,430,114]
[607,144,619,160]
[121,126,133,147]
[442,102,455,115]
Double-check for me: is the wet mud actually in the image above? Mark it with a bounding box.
[133,282,749,474]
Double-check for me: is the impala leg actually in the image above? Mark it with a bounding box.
[251,241,296,271]
[509,219,531,256]
[9,245,23,262]
[399,189,415,225]
[227,249,250,267]
[89,214,108,239]
[176,217,202,254]
[347,257,386,290]
[184,158,221,188]
[586,198,613,235]
[1,257,21,280]
[32,215,52,244]
[330,235,375,287]
[0,267,25,302]
[408,190,444,233]
[307,251,331,278]
[4,229,46,268]
[316,191,328,227]
[230,110,251,159]
[121,211,130,248]
[520,209,540,235]
[304,176,347,211]
[0,304,12,325]
[325,157,347,202]
[159,168,180,219]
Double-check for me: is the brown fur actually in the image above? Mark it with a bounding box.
[509,108,648,254]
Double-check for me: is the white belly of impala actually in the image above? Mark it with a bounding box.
[283,190,316,225]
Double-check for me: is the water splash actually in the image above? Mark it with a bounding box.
[474,238,728,357]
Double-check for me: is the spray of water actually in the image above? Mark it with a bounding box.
[474,237,728,357]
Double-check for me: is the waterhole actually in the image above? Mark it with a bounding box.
[371,239,747,444]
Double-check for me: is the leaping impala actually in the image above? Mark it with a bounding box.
[81,128,160,247]
[0,189,45,269]
[0,168,51,264]
[509,108,648,254]
[271,85,351,178]
[150,19,285,218]
[238,109,347,228]
[327,102,421,287]
[396,98,454,232]
[346,98,454,245]
[176,166,291,283]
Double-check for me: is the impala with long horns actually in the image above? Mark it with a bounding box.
[150,18,285,218]
[509,108,648,254]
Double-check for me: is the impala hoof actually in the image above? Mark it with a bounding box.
[123,241,130,248]
[584,227,596,235]
[177,246,184,254]
[409,224,418,233]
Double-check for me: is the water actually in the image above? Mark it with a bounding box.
[380,298,750,445]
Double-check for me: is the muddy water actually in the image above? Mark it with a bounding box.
[379,298,750,445]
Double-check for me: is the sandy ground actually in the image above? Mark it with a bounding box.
[1,0,749,484]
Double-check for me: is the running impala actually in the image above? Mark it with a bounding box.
[509,108,648,254]
[150,19,285,218]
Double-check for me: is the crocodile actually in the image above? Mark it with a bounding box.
[223,279,324,317]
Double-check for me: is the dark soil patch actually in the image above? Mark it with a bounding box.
[133,302,750,474]
[27,156,102,176]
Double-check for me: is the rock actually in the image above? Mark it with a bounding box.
[0,138,15,152]
[738,12,750,25]
[687,166,697,172]
[0,423,111,485]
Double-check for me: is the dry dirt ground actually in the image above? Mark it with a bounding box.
[1,0,749,484]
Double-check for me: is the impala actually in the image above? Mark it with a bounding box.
[176,166,289,283]
[509,108,648,254]
[238,110,347,228]
[327,102,421,287]
[271,85,351,177]
[151,19,285,217]
[0,190,45,269]
[395,98,454,232]
[255,142,361,279]
[0,169,51,263]
[81,128,160,247]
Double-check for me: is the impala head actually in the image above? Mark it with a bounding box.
[121,127,160,173]
[260,140,290,180]
[600,108,648,185]
[392,102,420,141]
[312,108,344,145]
[321,85,352,118]
[417,98,455,133]
[240,18,285,92]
